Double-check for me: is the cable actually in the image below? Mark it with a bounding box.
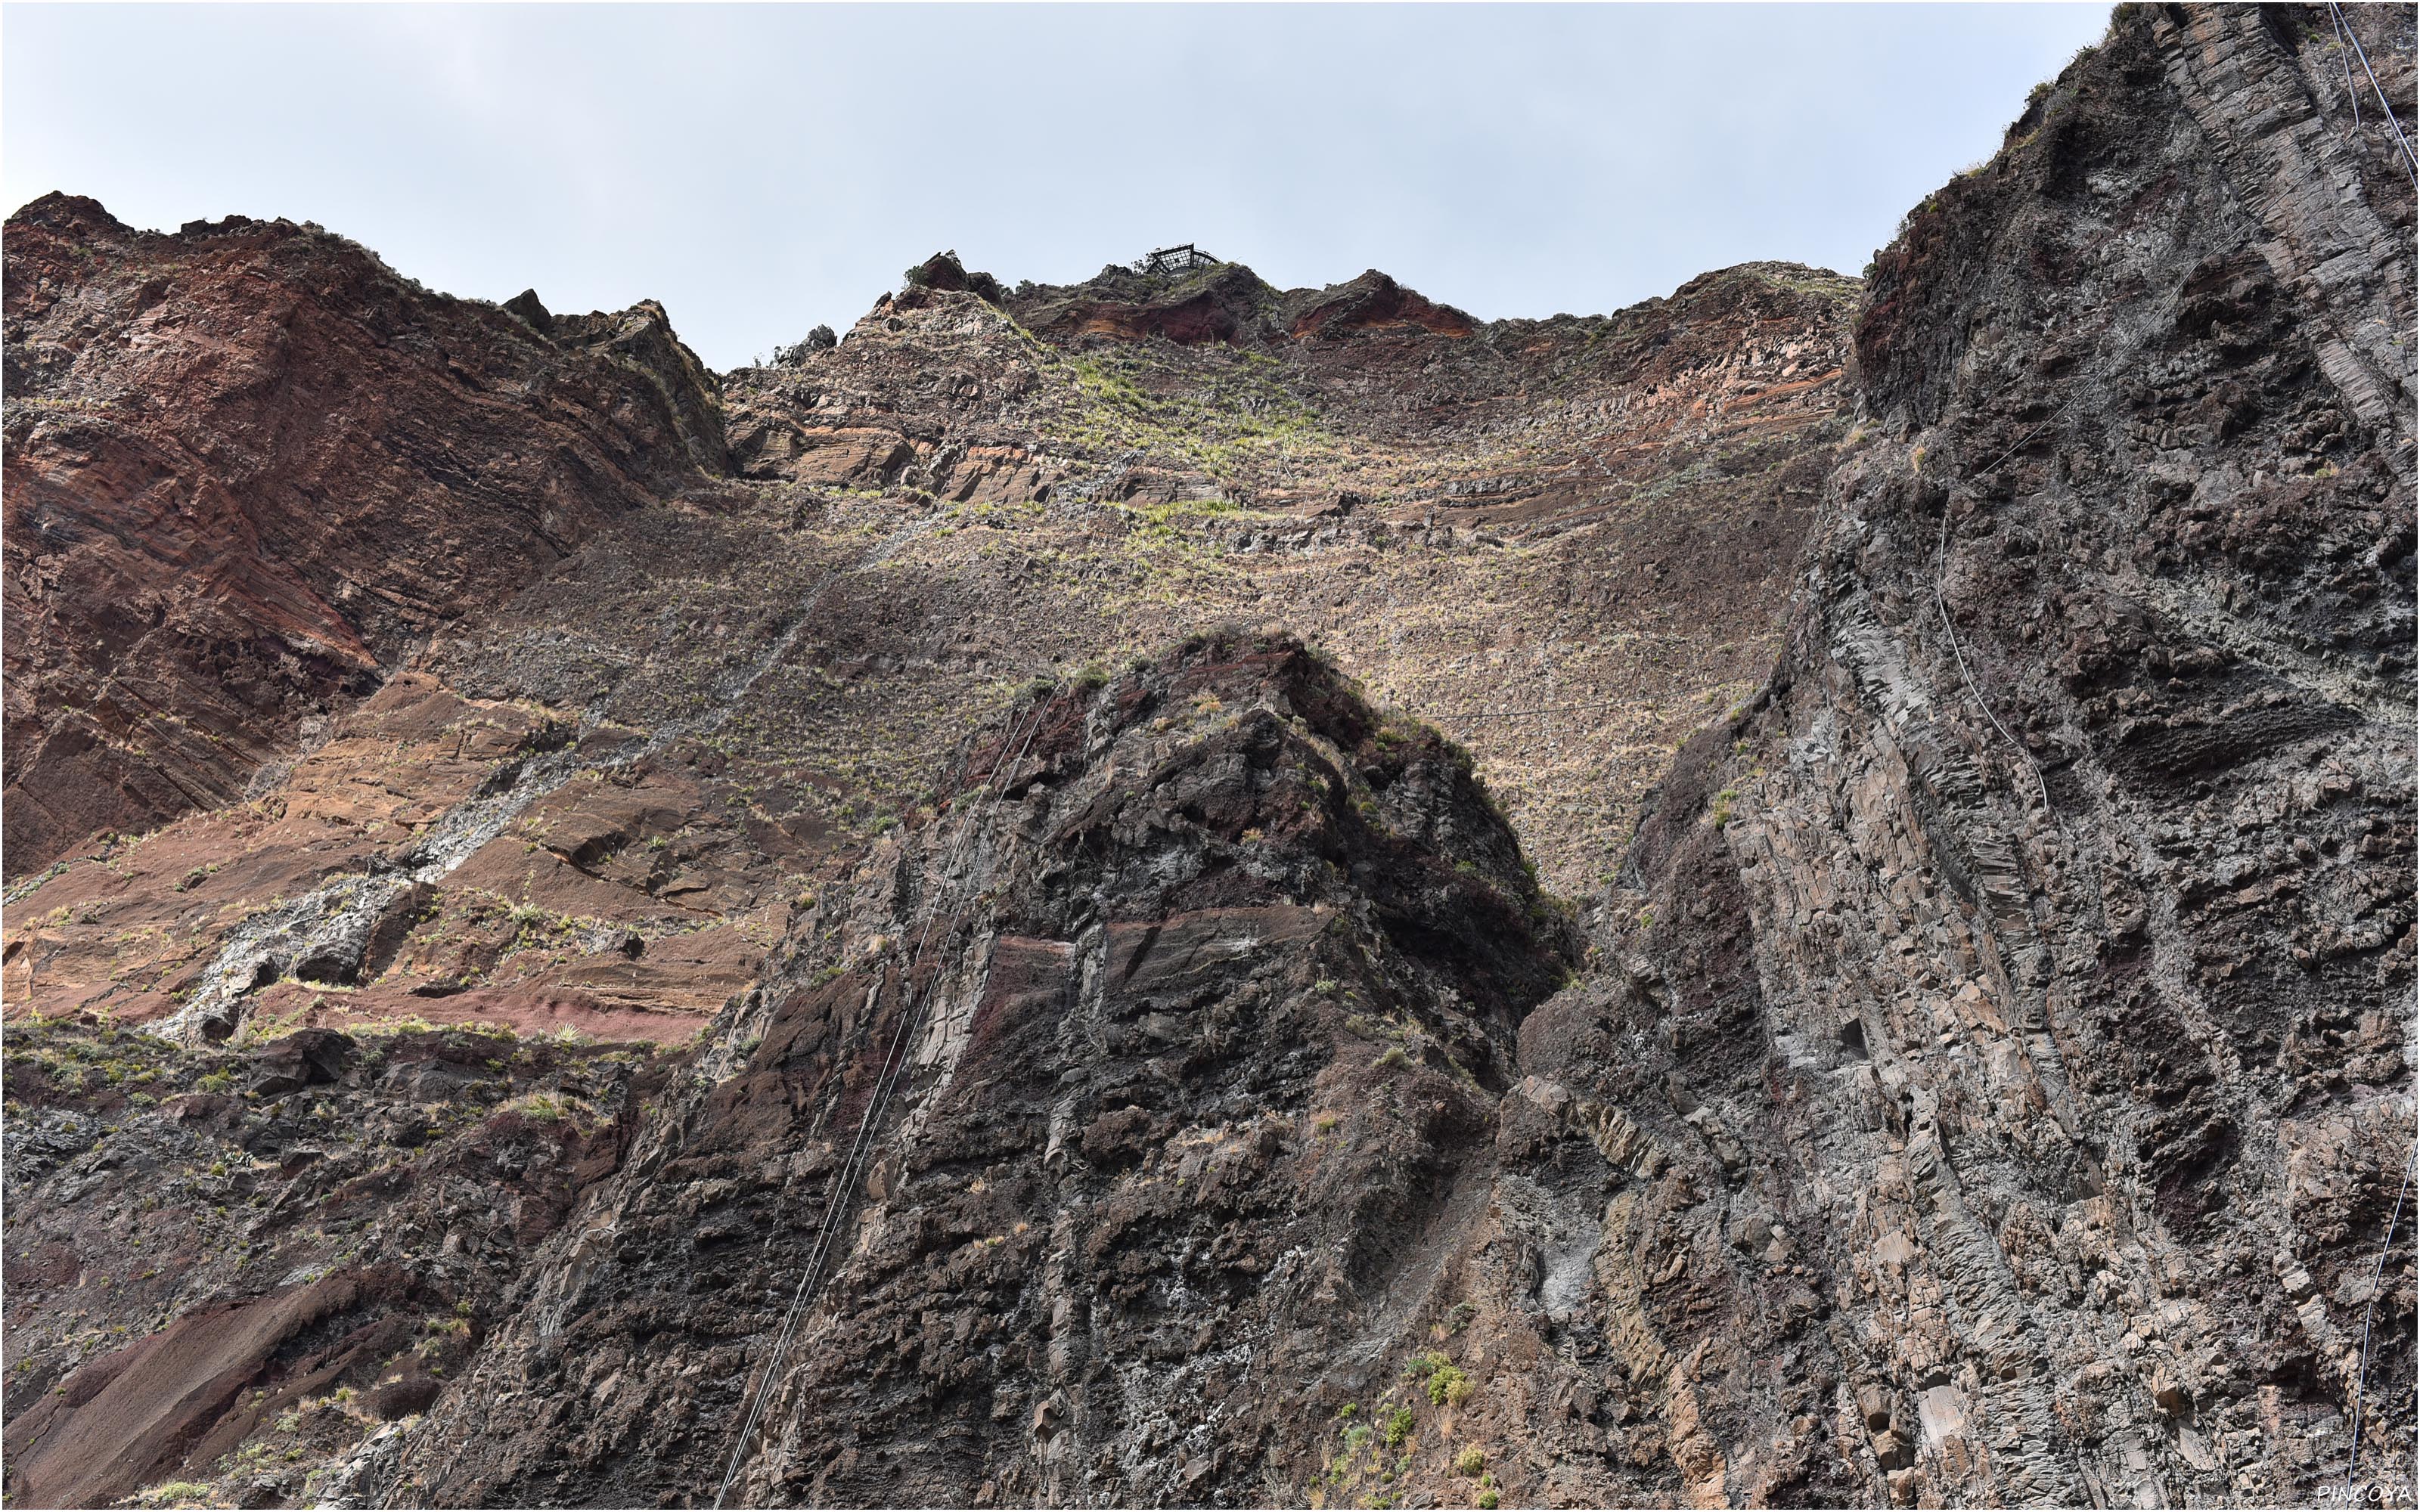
[714,708,1028,1507]
[714,702,1037,1507]
[2332,5,2363,127]
[1934,507,2054,814]
[712,699,1047,1509]
[1435,698,1639,722]
[715,703,1035,1507]
[2329,2,2420,184]
[2345,1146,2417,1485]
[1930,404,2077,816]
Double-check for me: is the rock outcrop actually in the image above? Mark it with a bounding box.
[4,227,1854,1047]
[1564,5,2416,1504]
[1,6,2411,1508]
[401,631,1578,1507]
[2,1018,663,1509]
[2,195,729,878]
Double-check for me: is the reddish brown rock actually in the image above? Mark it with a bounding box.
[2,194,729,877]
[1286,269,1477,339]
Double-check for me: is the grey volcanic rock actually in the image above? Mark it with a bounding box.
[1562,5,2416,1504]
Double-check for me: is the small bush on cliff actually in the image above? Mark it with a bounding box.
[1456,1448,1485,1476]
[1382,1405,1416,1447]
[1407,1351,1472,1405]
[1428,1365,1471,1405]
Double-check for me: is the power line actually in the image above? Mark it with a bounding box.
[1432,698,1643,721]
[2332,4,2364,127]
[1931,401,2077,817]
[714,702,1039,1507]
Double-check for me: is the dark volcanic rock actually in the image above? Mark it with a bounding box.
[1574,5,2415,1504]
[402,632,1579,1506]
[0,1019,666,1509]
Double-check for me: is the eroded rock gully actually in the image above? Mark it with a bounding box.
[2,5,2412,1507]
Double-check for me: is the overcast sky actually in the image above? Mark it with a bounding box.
[5,4,2111,370]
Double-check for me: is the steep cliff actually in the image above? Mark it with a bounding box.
[1566,5,2416,1503]
[2,233,1852,1046]
[399,631,1579,1507]
[2,195,729,878]
[1,5,2412,1509]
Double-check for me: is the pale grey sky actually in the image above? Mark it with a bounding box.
[4,4,2112,370]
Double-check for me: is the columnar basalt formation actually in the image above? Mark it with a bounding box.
[1,6,2411,1509]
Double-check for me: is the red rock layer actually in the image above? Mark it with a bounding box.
[2,194,728,877]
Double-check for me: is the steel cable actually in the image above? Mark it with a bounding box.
[2328,2,2420,183]
[2345,1146,2416,1486]
[712,699,1047,1508]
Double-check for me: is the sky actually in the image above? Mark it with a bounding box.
[3,4,2113,371]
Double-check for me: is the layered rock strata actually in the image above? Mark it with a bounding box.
[2,195,728,877]
[1,5,2412,1508]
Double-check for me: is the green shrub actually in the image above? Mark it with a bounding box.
[1382,1405,1416,1448]
[1456,1448,1485,1476]
[1427,1365,1471,1406]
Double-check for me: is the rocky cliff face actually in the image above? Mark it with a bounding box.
[1570,5,2415,1504]
[1,212,1852,1048]
[399,632,1579,1508]
[2,195,728,879]
[2,6,2412,1509]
